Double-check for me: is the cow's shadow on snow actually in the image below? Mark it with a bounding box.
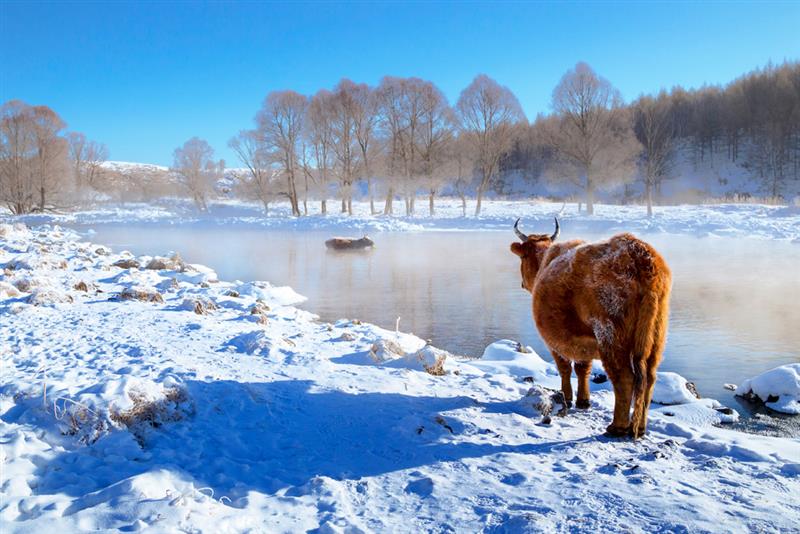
[28,378,574,509]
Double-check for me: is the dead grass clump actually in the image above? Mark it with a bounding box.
[423,357,446,376]
[119,287,165,303]
[0,281,22,298]
[251,301,271,315]
[61,404,109,445]
[113,258,141,269]
[369,339,404,363]
[13,277,32,292]
[110,387,191,446]
[145,253,189,272]
[26,288,74,306]
[74,280,89,292]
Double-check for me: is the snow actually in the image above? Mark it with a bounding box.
[1,223,799,532]
[738,363,800,414]
[7,197,800,243]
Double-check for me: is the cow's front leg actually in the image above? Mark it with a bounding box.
[553,352,573,408]
[574,360,592,409]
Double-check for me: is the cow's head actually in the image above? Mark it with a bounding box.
[510,218,560,292]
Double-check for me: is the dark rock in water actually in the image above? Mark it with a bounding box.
[325,236,374,250]
[715,407,735,416]
[685,381,701,399]
[522,376,535,383]
[592,373,608,384]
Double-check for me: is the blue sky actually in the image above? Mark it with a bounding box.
[2,1,798,166]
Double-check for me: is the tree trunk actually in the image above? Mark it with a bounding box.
[475,187,483,216]
[460,195,466,217]
[429,191,435,216]
[321,199,327,215]
[341,197,347,213]
[646,181,653,218]
[347,197,352,215]
[586,176,595,215]
[368,177,376,215]
[384,188,394,215]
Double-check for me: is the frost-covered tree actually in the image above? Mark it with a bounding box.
[229,129,274,213]
[456,75,525,215]
[256,91,307,216]
[634,93,676,216]
[171,137,221,212]
[544,62,638,214]
[0,100,38,214]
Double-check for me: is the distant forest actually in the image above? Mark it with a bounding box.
[2,61,798,216]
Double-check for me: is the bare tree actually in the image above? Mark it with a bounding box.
[67,131,87,190]
[229,129,274,213]
[634,93,676,216]
[330,80,361,214]
[304,89,336,214]
[416,82,454,215]
[456,75,525,215]
[449,132,475,217]
[351,82,380,214]
[0,100,38,214]
[545,62,638,214]
[171,137,221,212]
[256,91,307,216]
[30,105,69,211]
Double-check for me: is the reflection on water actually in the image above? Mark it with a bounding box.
[81,225,800,414]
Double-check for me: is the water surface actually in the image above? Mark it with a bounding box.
[80,225,800,415]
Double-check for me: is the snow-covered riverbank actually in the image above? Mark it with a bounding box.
[2,223,799,532]
[9,198,800,242]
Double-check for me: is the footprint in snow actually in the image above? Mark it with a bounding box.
[405,476,434,498]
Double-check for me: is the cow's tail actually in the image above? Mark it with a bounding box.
[630,282,669,439]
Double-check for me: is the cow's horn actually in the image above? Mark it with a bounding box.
[550,217,560,241]
[514,218,528,241]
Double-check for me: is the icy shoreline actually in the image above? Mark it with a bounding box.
[2,223,799,532]
[7,197,800,242]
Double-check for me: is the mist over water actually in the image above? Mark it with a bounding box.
[83,225,800,415]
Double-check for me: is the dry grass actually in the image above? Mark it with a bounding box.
[145,253,189,272]
[73,280,89,292]
[113,258,141,269]
[110,387,191,446]
[119,287,165,303]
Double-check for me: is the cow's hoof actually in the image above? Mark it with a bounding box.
[576,399,591,410]
[630,427,647,439]
[604,424,630,438]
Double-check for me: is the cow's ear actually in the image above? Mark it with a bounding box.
[510,242,524,257]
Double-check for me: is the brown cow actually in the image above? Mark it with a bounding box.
[510,218,671,438]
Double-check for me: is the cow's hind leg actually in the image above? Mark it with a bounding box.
[603,354,635,437]
[553,352,574,408]
[574,361,592,409]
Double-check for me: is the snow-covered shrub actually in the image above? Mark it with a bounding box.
[179,297,217,315]
[118,287,164,304]
[409,345,448,376]
[369,339,404,363]
[224,330,276,356]
[738,363,800,414]
[110,382,193,446]
[145,253,190,272]
[26,288,74,306]
[54,399,109,445]
[113,257,141,269]
[0,281,21,299]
